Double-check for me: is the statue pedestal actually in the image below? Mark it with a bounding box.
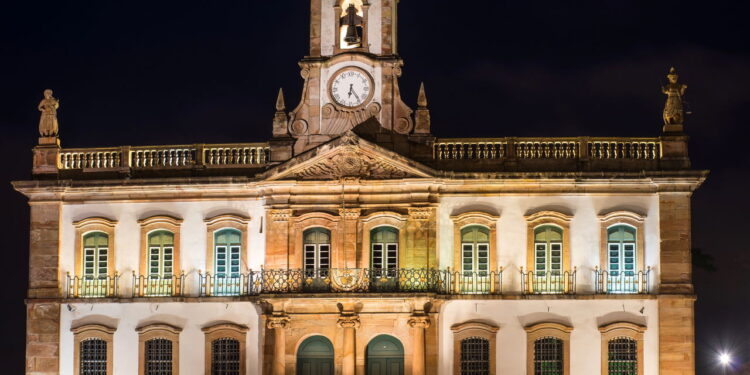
[662,124,684,134]
[33,144,60,175]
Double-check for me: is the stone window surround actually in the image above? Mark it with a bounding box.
[599,322,646,375]
[138,215,183,276]
[359,211,408,269]
[525,322,573,375]
[202,323,249,375]
[598,211,646,273]
[451,321,499,375]
[292,212,341,269]
[449,212,500,274]
[204,214,251,275]
[72,324,116,375]
[525,211,573,273]
[137,323,182,375]
[73,217,118,278]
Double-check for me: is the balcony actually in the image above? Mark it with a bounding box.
[132,272,186,297]
[594,268,651,294]
[520,269,577,295]
[66,273,119,298]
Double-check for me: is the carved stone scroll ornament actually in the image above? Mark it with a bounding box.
[407,316,431,329]
[38,89,60,138]
[662,67,688,126]
[266,316,290,330]
[321,102,382,134]
[337,314,361,329]
[290,146,411,180]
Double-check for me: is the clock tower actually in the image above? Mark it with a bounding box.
[271,0,430,159]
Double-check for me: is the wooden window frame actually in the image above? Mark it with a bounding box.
[360,212,408,269]
[525,322,573,375]
[74,218,117,279]
[205,214,251,275]
[303,227,332,270]
[599,322,646,375]
[138,216,182,277]
[451,321,499,375]
[292,212,341,269]
[137,323,182,375]
[525,211,573,273]
[202,323,249,375]
[370,226,400,270]
[72,324,116,375]
[598,211,646,273]
[450,212,499,274]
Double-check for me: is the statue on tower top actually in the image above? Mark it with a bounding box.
[662,67,688,131]
[38,89,60,144]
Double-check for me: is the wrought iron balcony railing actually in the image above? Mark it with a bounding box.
[132,272,186,297]
[594,268,651,294]
[198,268,504,296]
[66,273,120,298]
[520,269,577,295]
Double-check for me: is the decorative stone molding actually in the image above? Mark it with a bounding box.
[450,211,499,273]
[408,207,434,221]
[202,323,249,375]
[360,211,408,268]
[269,209,294,222]
[289,146,413,180]
[73,217,118,279]
[598,210,646,273]
[524,211,573,273]
[337,314,361,329]
[451,321,499,375]
[338,208,362,220]
[525,322,573,375]
[408,316,431,329]
[136,324,182,375]
[599,322,646,375]
[266,316,291,330]
[72,324,117,375]
[138,215,182,276]
[204,214,251,274]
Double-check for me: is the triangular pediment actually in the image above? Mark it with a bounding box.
[261,132,435,181]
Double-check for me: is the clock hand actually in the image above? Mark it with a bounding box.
[348,84,354,98]
[352,90,360,102]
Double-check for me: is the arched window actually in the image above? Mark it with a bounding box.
[148,231,174,278]
[461,226,490,277]
[460,337,490,375]
[214,229,242,278]
[534,226,563,275]
[211,338,240,374]
[371,227,399,271]
[83,232,109,280]
[607,225,637,277]
[304,228,331,272]
[297,336,334,375]
[145,339,173,375]
[533,337,563,375]
[366,335,404,375]
[607,338,637,375]
[80,339,108,375]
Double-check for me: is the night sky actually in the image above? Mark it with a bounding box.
[1,1,748,373]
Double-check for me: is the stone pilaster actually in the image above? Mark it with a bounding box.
[266,315,290,375]
[266,209,293,269]
[658,193,693,294]
[406,207,437,268]
[408,315,430,375]
[337,314,360,375]
[659,296,696,375]
[338,208,361,268]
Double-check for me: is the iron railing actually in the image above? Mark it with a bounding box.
[199,272,258,297]
[595,268,650,294]
[520,269,577,294]
[132,272,185,297]
[66,273,119,298]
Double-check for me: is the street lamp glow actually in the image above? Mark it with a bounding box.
[719,352,731,366]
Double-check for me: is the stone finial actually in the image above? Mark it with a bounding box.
[38,89,60,145]
[414,82,431,134]
[272,88,290,137]
[661,67,688,133]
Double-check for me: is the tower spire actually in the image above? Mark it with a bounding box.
[417,82,428,108]
[272,88,290,138]
[414,82,431,135]
[276,88,286,112]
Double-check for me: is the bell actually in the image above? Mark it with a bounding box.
[342,4,362,45]
[344,25,361,44]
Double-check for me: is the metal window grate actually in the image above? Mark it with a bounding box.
[608,338,637,375]
[534,337,563,375]
[145,338,173,375]
[211,338,240,375]
[80,339,107,375]
[460,337,490,375]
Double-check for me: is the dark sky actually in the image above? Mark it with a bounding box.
[1,1,748,373]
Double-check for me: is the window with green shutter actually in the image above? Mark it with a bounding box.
[148,231,174,278]
[608,225,637,277]
[82,232,109,280]
[534,226,563,275]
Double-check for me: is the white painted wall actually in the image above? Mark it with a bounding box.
[60,302,262,375]
[437,194,662,292]
[440,299,659,375]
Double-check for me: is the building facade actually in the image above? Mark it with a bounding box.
[15,1,707,374]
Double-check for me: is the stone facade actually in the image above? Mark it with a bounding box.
[13,1,708,374]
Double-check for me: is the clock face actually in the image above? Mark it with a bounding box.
[330,68,373,108]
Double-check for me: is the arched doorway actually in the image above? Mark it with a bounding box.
[366,335,404,375]
[297,336,334,375]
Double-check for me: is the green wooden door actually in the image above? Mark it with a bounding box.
[297,336,334,375]
[366,335,404,375]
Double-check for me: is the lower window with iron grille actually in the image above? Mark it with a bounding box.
[211,338,241,375]
[145,338,173,375]
[460,337,490,375]
[608,338,637,375]
[80,339,108,375]
[534,337,563,375]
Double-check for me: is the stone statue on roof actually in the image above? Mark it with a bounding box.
[662,68,687,126]
[38,89,59,138]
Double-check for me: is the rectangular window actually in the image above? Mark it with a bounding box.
[372,244,384,269]
[145,339,173,375]
[608,338,637,375]
[211,338,240,375]
[534,337,563,375]
[460,338,490,375]
[535,244,547,273]
[80,339,107,375]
